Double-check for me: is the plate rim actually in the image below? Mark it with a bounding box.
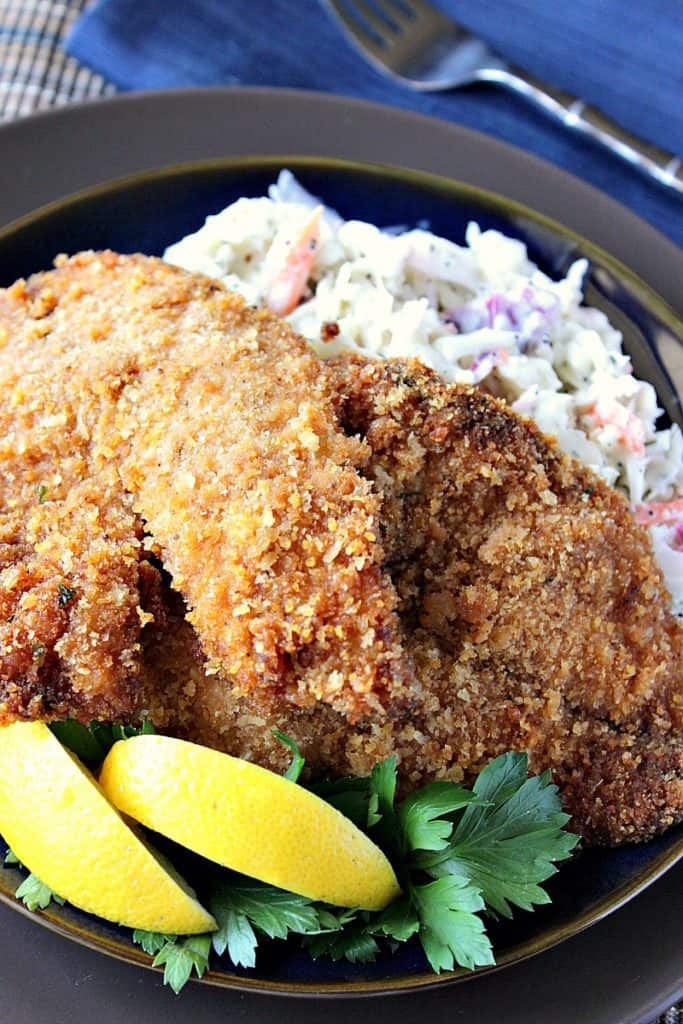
[2,829,682,997]
[0,151,681,999]
[0,86,681,313]
[1,151,681,332]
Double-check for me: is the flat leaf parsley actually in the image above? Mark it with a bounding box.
[131,932,211,994]
[48,718,155,766]
[1,725,579,994]
[13,867,64,912]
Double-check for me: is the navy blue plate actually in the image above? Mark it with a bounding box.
[0,156,681,996]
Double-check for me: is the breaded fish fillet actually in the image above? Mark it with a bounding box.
[145,357,683,845]
[2,252,681,844]
[334,358,683,845]
[0,252,412,722]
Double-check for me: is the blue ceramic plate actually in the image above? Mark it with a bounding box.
[0,156,681,996]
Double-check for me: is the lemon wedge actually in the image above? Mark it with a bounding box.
[0,721,216,934]
[100,734,400,910]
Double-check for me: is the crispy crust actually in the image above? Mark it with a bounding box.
[332,357,683,844]
[0,279,149,721]
[145,357,683,845]
[0,253,412,722]
[2,253,681,845]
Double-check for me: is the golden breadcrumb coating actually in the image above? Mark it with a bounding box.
[333,357,683,845]
[0,282,149,721]
[2,251,681,846]
[145,357,683,846]
[0,252,412,722]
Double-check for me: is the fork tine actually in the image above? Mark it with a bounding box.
[368,0,417,27]
[399,0,450,22]
[346,0,399,45]
[322,0,388,58]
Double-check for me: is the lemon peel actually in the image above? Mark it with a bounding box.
[100,734,401,910]
[0,721,216,934]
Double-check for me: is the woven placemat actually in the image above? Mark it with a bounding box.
[0,3,680,1021]
[0,0,114,120]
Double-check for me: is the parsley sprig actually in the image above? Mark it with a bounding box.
[414,754,579,919]
[48,718,155,766]
[15,873,65,912]
[2,726,579,993]
[4,850,65,912]
[132,932,212,994]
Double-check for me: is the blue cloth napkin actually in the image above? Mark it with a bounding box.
[66,0,683,247]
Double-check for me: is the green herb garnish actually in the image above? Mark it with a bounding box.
[132,933,211,994]
[15,871,64,912]
[57,583,77,607]
[127,747,577,991]
[272,730,305,783]
[5,728,578,994]
[49,718,155,765]
[414,753,579,918]
[3,847,64,911]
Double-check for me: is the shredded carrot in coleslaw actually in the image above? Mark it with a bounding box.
[266,207,322,317]
[586,399,646,456]
[632,498,683,526]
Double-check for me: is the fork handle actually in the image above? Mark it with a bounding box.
[479,67,683,195]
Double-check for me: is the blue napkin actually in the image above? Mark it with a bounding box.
[66,0,683,247]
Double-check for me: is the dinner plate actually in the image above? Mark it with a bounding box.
[0,89,681,1024]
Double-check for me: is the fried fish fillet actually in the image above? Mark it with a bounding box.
[2,252,682,845]
[333,358,683,844]
[0,252,411,723]
[144,357,683,845]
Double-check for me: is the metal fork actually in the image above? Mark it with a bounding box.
[322,0,683,195]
